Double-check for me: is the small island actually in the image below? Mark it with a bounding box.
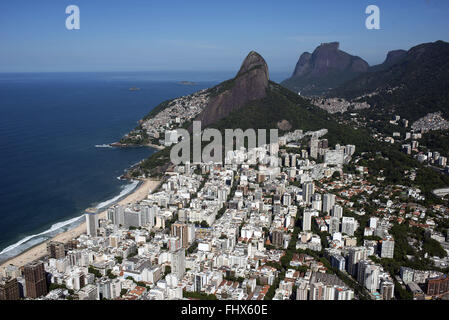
[178,81,197,86]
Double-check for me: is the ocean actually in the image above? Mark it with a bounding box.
[0,70,289,263]
[0,71,224,263]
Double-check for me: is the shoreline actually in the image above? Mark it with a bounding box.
[146,143,165,150]
[109,141,166,151]
[0,178,162,270]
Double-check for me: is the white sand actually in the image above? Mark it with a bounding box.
[0,178,162,270]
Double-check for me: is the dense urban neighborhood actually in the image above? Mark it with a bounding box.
[2,110,449,300]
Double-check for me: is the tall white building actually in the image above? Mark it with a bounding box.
[302,182,314,205]
[303,209,313,231]
[85,212,98,237]
[331,205,343,219]
[369,217,378,229]
[324,149,344,166]
[311,193,322,211]
[380,238,395,259]
[283,193,292,206]
[400,266,414,284]
[322,194,336,214]
[329,217,340,235]
[341,217,355,236]
[310,138,319,159]
[347,247,367,276]
[357,261,380,293]
[170,248,186,280]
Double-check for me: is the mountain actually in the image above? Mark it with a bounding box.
[194,51,374,150]
[368,49,407,73]
[132,50,379,177]
[131,49,449,200]
[328,40,449,121]
[197,51,269,127]
[281,42,369,96]
[121,48,449,215]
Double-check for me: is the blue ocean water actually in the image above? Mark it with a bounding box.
[0,72,221,262]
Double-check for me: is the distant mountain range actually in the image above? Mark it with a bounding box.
[124,44,449,205]
[139,50,376,156]
[328,40,449,121]
[280,40,449,121]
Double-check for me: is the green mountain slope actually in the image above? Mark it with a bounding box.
[208,81,375,151]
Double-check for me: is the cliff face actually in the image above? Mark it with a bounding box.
[197,51,269,127]
[282,42,369,96]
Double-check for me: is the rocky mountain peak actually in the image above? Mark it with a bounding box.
[197,51,270,127]
[236,51,269,80]
[282,42,369,95]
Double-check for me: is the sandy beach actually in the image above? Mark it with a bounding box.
[0,178,162,270]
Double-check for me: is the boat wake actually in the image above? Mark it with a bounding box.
[94,144,113,148]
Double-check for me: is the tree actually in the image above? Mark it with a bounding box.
[332,171,341,179]
[164,266,171,276]
[187,242,198,254]
[88,266,102,278]
[183,291,218,300]
[106,269,117,279]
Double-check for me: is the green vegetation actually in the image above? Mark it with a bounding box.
[49,283,68,291]
[386,223,447,273]
[264,271,283,300]
[164,266,171,276]
[210,82,377,153]
[187,241,198,254]
[88,266,102,278]
[357,147,449,206]
[183,291,218,300]
[197,220,210,228]
[223,275,245,283]
[119,126,150,145]
[419,130,449,155]
[106,269,117,279]
[115,256,123,264]
[139,146,172,177]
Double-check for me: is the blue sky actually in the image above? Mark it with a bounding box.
[1,0,449,73]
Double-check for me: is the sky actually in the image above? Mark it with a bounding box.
[1,0,449,73]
